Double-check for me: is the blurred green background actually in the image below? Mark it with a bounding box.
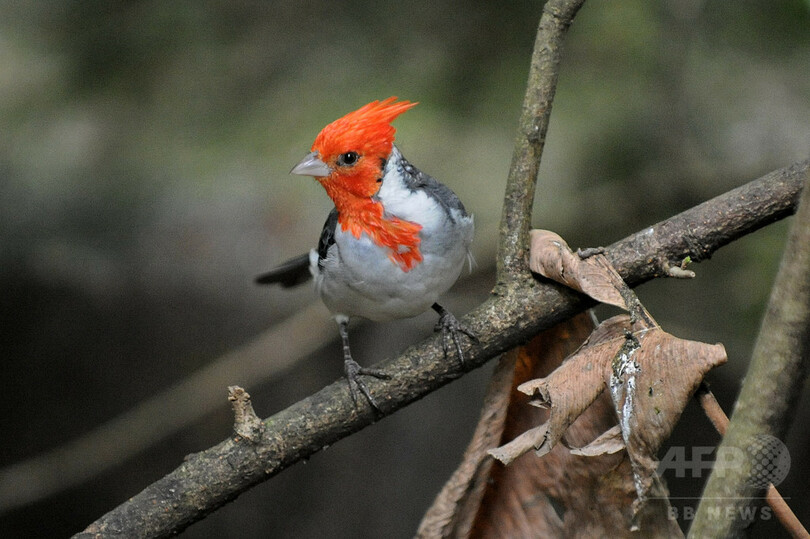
[1,0,809,537]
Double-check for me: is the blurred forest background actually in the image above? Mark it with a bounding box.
[2,0,809,537]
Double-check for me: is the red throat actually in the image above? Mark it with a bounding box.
[323,180,423,272]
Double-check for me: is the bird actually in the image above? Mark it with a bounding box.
[256,97,476,410]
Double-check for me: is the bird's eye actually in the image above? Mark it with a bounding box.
[337,152,359,167]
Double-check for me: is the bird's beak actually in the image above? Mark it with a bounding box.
[290,151,331,177]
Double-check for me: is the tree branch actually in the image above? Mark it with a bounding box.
[608,160,810,285]
[76,158,809,538]
[690,169,810,537]
[497,0,585,283]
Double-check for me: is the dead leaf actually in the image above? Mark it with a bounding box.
[419,314,685,538]
[608,321,727,508]
[422,235,725,537]
[529,229,629,310]
[417,314,597,538]
[569,425,625,456]
[491,314,727,517]
[489,316,630,464]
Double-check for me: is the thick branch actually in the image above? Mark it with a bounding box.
[608,159,810,285]
[690,170,810,537]
[496,0,585,283]
[76,159,809,538]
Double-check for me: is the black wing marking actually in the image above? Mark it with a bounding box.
[397,154,468,220]
[316,208,339,269]
[254,208,339,288]
[255,253,311,287]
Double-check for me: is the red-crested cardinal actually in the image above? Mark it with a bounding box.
[257,98,476,410]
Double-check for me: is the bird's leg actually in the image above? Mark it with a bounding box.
[431,303,478,366]
[337,318,390,411]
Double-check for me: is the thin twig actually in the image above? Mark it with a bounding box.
[74,159,809,538]
[228,386,264,443]
[694,384,728,436]
[766,486,810,539]
[695,384,809,538]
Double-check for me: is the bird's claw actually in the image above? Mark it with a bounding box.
[344,358,390,412]
[434,311,478,366]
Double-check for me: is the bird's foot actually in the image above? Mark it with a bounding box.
[344,358,390,412]
[433,306,479,366]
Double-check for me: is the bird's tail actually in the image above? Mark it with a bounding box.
[255,253,312,288]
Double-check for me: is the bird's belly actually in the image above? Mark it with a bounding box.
[315,225,470,322]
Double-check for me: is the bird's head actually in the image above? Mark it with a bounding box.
[291,97,417,203]
[290,97,423,271]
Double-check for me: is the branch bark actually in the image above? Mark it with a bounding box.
[76,159,809,538]
[497,0,584,283]
[690,170,810,537]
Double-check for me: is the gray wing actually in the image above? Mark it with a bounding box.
[397,155,468,221]
[255,208,338,287]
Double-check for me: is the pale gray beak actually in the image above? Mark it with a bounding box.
[290,151,331,177]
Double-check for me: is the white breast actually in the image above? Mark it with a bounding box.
[311,152,473,322]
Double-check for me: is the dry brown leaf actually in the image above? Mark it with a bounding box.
[491,314,727,518]
[569,424,625,456]
[418,314,599,538]
[489,316,630,464]
[421,314,684,537]
[608,320,727,508]
[422,235,724,537]
[529,229,629,309]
